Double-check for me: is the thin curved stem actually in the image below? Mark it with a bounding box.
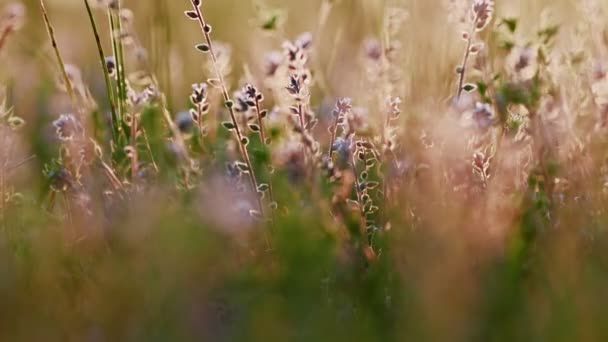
[83,0,118,140]
[253,98,276,223]
[455,17,480,100]
[189,0,263,215]
[0,26,13,54]
[39,0,80,115]
[456,35,473,99]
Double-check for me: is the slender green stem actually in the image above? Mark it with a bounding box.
[130,113,138,179]
[115,3,127,114]
[108,6,126,130]
[253,98,276,223]
[253,101,267,146]
[83,0,119,140]
[328,114,339,157]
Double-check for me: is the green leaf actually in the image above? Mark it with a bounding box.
[476,81,488,98]
[462,83,477,93]
[195,43,210,52]
[261,14,279,30]
[222,121,236,130]
[501,18,518,33]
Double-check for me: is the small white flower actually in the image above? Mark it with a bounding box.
[52,114,82,141]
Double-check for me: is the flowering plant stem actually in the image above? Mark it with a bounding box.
[188,0,265,219]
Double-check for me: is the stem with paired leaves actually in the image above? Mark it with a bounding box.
[185,0,264,216]
[455,0,494,99]
[455,22,476,100]
[248,86,277,219]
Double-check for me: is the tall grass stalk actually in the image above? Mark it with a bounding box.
[107,6,126,131]
[114,4,127,123]
[83,0,119,140]
[152,0,173,112]
[38,0,79,115]
[310,0,335,95]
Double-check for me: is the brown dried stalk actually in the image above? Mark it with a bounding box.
[0,26,12,53]
[0,3,24,54]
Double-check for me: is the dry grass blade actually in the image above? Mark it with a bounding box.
[38,0,80,115]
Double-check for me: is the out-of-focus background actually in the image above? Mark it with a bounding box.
[5,0,581,116]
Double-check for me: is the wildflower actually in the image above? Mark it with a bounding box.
[176,111,194,133]
[190,83,208,105]
[295,32,313,50]
[243,84,263,103]
[507,46,538,81]
[332,137,352,169]
[2,2,26,31]
[232,91,249,113]
[471,102,494,130]
[52,114,82,141]
[336,97,353,114]
[282,35,309,69]
[363,38,382,61]
[264,51,283,76]
[48,167,73,192]
[286,75,303,96]
[471,0,494,32]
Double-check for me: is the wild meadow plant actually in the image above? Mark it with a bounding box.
[1,0,608,339]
